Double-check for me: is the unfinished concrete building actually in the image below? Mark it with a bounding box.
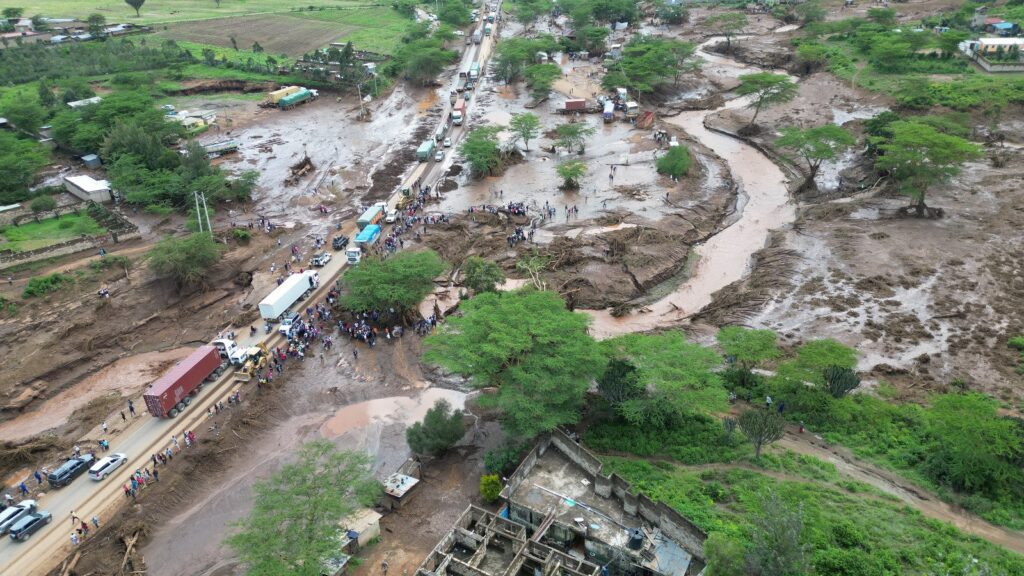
[416,430,706,576]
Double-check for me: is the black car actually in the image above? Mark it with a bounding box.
[9,511,51,541]
[47,454,95,488]
[331,236,349,250]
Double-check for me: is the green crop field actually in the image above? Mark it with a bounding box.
[0,213,107,252]
[12,0,381,25]
[151,8,407,56]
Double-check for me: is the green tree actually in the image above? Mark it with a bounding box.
[524,63,561,101]
[251,41,263,53]
[782,338,857,384]
[795,42,830,75]
[341,250,446,315]
[736,73,797,129]
[923,393,1022,495]
[555,121,596,153]
[479,474,502,502]
[601,333,726,428]
[86,13,106,37]
[438,0,471,26]
[597,357,645,407]
[392,0,418,18]
[775,124,854,186]
[873,120,982,216]
[556,160,586,189]
[0,131,49,203]
[739,408,785,459]
[704,532,747,576]
[867,7,897,26]
[30,14,48,31]
[508,112,541,151]
[747,493,809,576]
[460,126,502,177]
[424,290,602,438]
[706,12,748,51]
[406,399,466,457]
[602,37,695,95]
[2,8,23,19]
[3,98,46,135]
[655,0,687,25]
[148,233,224,290]
[399,40,457,85]
[226,441,380,576]
[125,0,145,17]
[823,365,860,398]
[656,145,691,178]
[37,79,57,107]
[29,195,56,213]
[795,1,826,24]
[938,30,970,58]
[463,255,505,293]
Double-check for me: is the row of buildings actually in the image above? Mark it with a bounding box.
[0,17,139,45]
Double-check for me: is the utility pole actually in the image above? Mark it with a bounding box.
[200,191,212,233]
[193,190,204,233]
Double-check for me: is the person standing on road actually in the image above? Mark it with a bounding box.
[33,470,42,485]
[152,468,159,483]
[128,399,136,417]
[18,482,27,497]
[101,421,108,434]
[91,516,100,529]
[70,511,78,525]
[171,435,179,450]
[71,533,80,546]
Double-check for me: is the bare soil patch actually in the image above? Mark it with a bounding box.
[155,14,354,57]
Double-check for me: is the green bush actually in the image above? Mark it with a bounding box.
[484,442,526,475]
[29,196,57,213]
[23,272,73,297]
[232,228,252,242]
[479,474,502,502]
[656,145,692,179]
[1010,336,1024,373]
[585,413,749,464]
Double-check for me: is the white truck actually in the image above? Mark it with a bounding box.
[258,270,320,321]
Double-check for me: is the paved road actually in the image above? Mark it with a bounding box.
[0,5,503,575]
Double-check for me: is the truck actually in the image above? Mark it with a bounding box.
[603,100,615,123]
[564,98,587,112]
[625,101,639,120]
[416,139,436,161]
[469,62,481,80]
[484,23,493,36]
[472,29,482,44]
[268,86,301,104]
[356,205,384,230]
[346,224,381,264]
[202,139,240,158]
[278,88,318,110]
[452,98,467,125]
[258,270,320,321]
[143,345,223,418]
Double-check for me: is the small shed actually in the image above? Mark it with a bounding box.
[339,509,382,552]
[64,175,112,202]
[81,154,101,169]
[381,473,419,510]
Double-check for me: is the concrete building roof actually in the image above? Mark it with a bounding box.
[978,37,1024,46]
[383,473,418,498]
[64,175,110,192]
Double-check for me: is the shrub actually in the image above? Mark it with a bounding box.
[484,442,526,475]
[405,399,465,457]
[232,228,252,243]
[479,474,502,502]
[23,272,73,297]
[29,196,56,213]
[656,145,692,178]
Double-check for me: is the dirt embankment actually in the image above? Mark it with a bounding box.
[165,79,276,96]
[0,235,273,436]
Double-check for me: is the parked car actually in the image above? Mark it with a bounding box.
[47,454,95,488]
[9,511,51,541]
[89,453,128,480]
[435,149,445,162]
[0,501,36,535]
[443,137,452,148]
[278,312,300,335]
[310,252,331,267]
[332,236,350,250]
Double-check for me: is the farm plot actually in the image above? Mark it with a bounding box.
[288,7,409,55]
[155,14,357,57]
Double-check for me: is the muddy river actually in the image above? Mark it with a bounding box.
[585,41,797,338]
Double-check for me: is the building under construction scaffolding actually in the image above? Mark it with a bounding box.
[415,430,706,576]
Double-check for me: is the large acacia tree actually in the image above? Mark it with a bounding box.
[424,290,602,438]
[226,441,379,576]
[340,250,446,315]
